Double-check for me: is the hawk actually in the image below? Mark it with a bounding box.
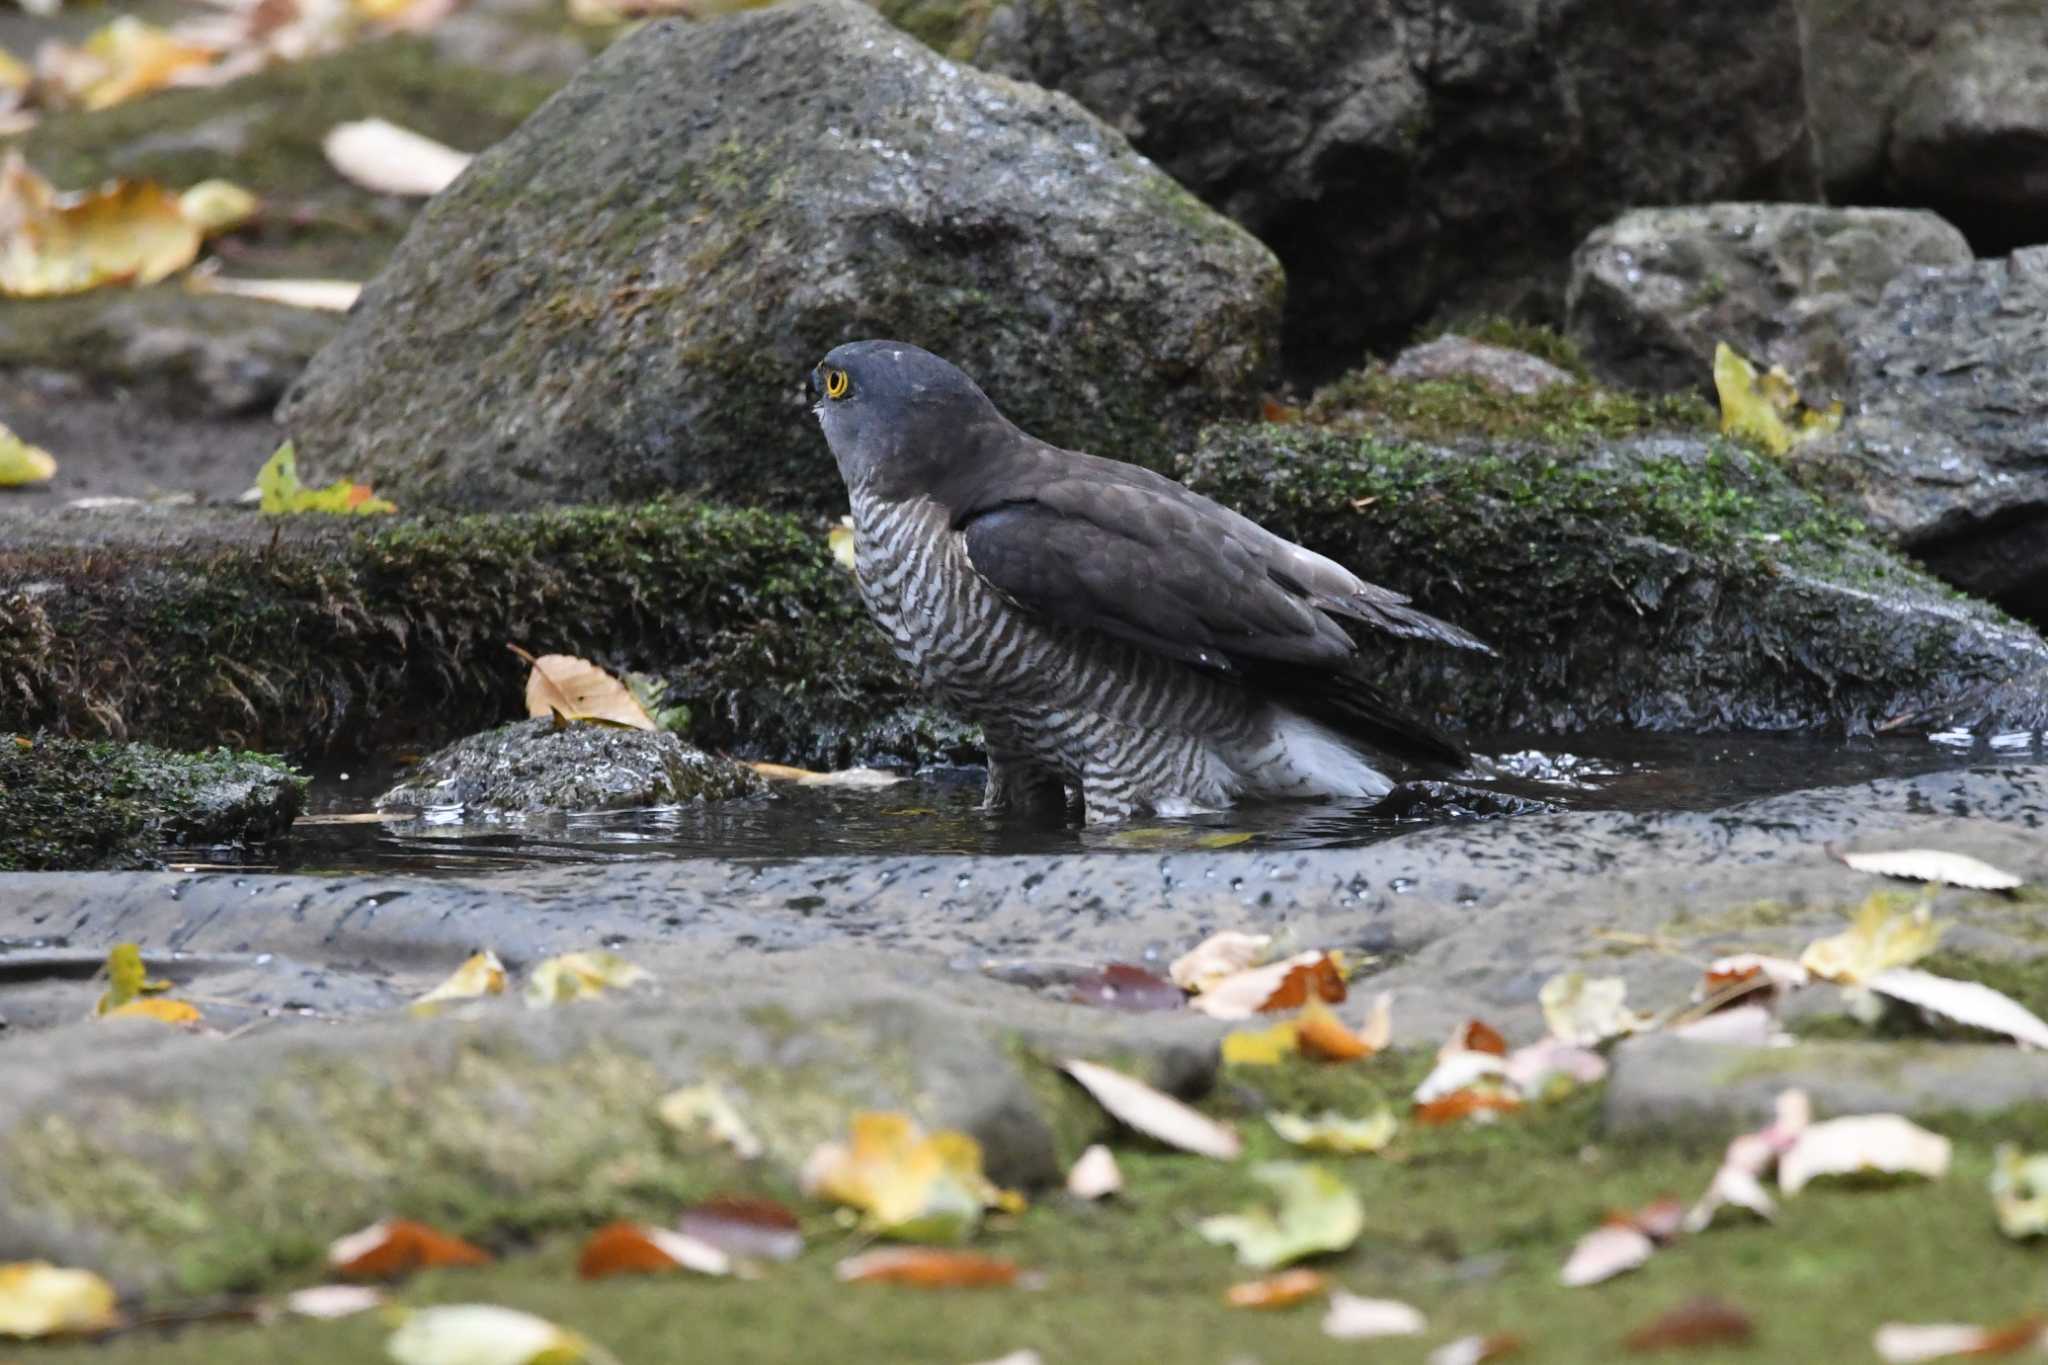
[811,340,1489,822]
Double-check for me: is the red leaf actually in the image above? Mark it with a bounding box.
[1624,1296,1754,1351]
[328,1219,492,1278]
[1067,963,1187,1012]
[678,1195,804,1263]
[1414,1088,1524,1125]
[835,1247,1022,1288]
[1225,1268,1326,1308]
[1260,954,1347,1012]
[1450,1019,1509,1056]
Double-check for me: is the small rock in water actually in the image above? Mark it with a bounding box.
[378,717,766,815]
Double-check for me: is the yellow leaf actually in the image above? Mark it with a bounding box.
[509,646,655,731]
[1268,1108,1399,1154]
[1713,341,1842,457]
[255,441,397,516]
[0,153,200,297]
[0,48,30,96]
[523,949,650,1007]
[0,421,55,486]
[798,1111,1021,1240]
[1798,893,1943,985]
[1222,1017,1300,1067]
[827,517,856,571]
[385,1304,609,1365]
[95,942,170,1014]
[411,950,506,1015]
[1197,1162,1366,1269]
[655,1083,765,1160]
[76,18,217,110]
[177,179,259,234]
[0,1262,119,1338]
[105,997,203,1025]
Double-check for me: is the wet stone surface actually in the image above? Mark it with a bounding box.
[378,717,768,814]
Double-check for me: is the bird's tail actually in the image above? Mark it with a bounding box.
[1259,663,1470,773]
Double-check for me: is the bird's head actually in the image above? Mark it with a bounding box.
[810,340,1010,499]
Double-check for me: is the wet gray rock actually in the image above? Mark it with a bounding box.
[0,736,305,872]
[1605,1035,2048,1138]
[874,0,1816,372]
[1565,204,1971,399]
[1800,247,2048,622]
[1184,424,2048,737]
[1386,336,1573,396]
[281,0,1282,516]
[379,717,767,814]
[1802,0,2048,252]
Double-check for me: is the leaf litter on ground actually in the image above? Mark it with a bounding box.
[575,1222,729,1279]
[1196,1162,1365,1269]
[0,420,57,486]
[410,950,506,1015]
[327,1218,492,1278]
[834,1247,1029,1289]
[1322,1291,1427,1340]
[508,646,654,730]
[0,1262,120,1338]
[523,949,650,1006]
[257,441,395,515]
[1059,1058,1242,1159]
[655,1083,765,1160]
[1712,339,1842,455]
[384,1303,617,1365]
[1990,1144,2048,1240]
[322,117,472,196]
[800,1111,1022,1241]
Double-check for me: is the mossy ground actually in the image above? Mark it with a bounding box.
[0,734,304,870]
[33,1048,2046,1365]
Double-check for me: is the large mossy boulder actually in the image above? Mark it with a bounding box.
[280,0,1283,516]
[0,735,305,871]
[1800,247,2048,624]
[873,0,1815,372]
[380,717,768,814]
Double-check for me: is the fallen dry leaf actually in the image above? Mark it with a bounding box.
[282,1284,387,1320]
[411,950,505,1014]
[509,646,654,730]
[1990,1144,2048,1240]
[0,153,199,296]
[1865,967,2048,1049]
[524,949,650,1006]
[800,1111,1020,1241]
[328,1218,492,1278]
[1874,1318,2048,1363]
[1220,1016,1301,1067]
[1779,1114,1950,1194]
[1429,1333,1523,1365]
[655,1082,764,1160]
[0,421,56,486]
[1713,339,1842,456]
[1168,930,1271,993]
[1539,971,1650,1047]
[1414,1088,1524,1126]
[103,997,203,1025]
[1799,896,1941,985]
[1835,847,2023,891]
[1197,1162,1364,1269]
[1443,1018,1509,1057]
[385,1303,613,1365]
[1699,953,1809,1007]
[52,17,218,110]
[323,117,472,196]
[743,761,903,787]
[257,441,395,515]
[185,268,361,311]
[1060,1058,1242,1159]
[1504,1037,1609,1096]
[94,942,170,1015]
[1323,1290,1427,1340]
[176,179,258,233]
[1558,1222,1654,1287]
[1268,1108,1398,1155]
[1623,1295,1754,1351]
[0,1262,119,1338]
[677,1195,803,1262]
[1224,1267,1326,1308]
[1065,1144,1122,1201]
[1296,999,1379,1060]
[575,1222,729,1279]
[834,1247,1023,1289]
[1684,1089,1810,1233]
[1414,1049,1511,1105]
[1064,962,1186,1012]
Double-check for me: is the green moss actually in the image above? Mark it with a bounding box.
[1418,316,1594,380]
[1305,366,1712,448]
[0,734,304,870]
[871,0,998,60]
[0,499,968,766]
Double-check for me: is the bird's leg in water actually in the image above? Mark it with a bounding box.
[984,751,1069,815]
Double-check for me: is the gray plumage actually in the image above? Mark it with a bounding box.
[810,340,1489,823]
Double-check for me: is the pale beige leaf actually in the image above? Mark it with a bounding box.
[1168,930,1271,993]
[323,118,471,197]
[1413,1049,1509,1105]
[1503,1037,1608,1094]
[1064,1143,1122,1200]
[524,950,650,1007]
[0,1263,119,1337]
[510,647,655,730]
[1779,1114,1950,1194]
[1837,848,2022,891]
[745,761,902,788]
[1559,1223,1654,1286]
[1187,950,1333,1021]
[177,179,258,233]
[189,273,361,311]
[1799,898,1942,984]
[1538,971,1649,1046]
[1873,1322,2035,1364]
[1867,967,2048,1048]
[284,1284,387,1319]
[1668,1003,1779,1045]
[385,1303,611,1365]
[1322,1292,1426,1340]
[655,1082,764,1160]
[1060,1058,1241,1160]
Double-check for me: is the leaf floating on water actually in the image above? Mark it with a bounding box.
[744,761,903,788]
[1712,340,1842,456]
[1874,1318,2048,1363]
[1834,847,2023,891]
[799,1111,1021,1241]
[1268,1108,1398,1155]
[656,1083,764,1160]
[1223,1267,1326,1309]
[1196,1162,1364,1269]
[1622,1296,1754,1352]
[523,949,651,1006]
[1323,1292,1427,1340]
[0,421,56,486]
[1168,930,1272,994]
[834,1247,1024,1289]
[1059,1058,1242,1160]
[1990,1144,2048,1241]
[411,950,506,1015]
[507,646,653,730]
[576,1222,729,1279]
[257,441,396,515]
[385,1303,615,1365]
[1778,1114,1950,1194]
[95,942,170,1014]
[0,1263,120,1338]
[1065,1144,1122,1201]
[676,1195,804,1262]
[1798,894,1942,985]
[328,1218,492,1278]
[1865,966,2048,1049]
[1102,825,1253,851]
[323,118,472,196]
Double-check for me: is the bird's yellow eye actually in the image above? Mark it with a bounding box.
[824,367,849,400]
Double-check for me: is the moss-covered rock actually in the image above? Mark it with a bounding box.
[380,717,768,813]
[280,0,1282,516]
[0,499,962,767]
[0,735,304,871]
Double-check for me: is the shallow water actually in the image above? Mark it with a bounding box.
[243,728,2046,878]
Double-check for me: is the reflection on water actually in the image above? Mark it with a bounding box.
[245,730,2047,878]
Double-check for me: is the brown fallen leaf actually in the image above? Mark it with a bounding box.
[1296,999,1378,1061]
[1443,1018,1509,1057]
[1065,962,1186,1012]
[1189,950,1346,1020]
[676,1195,804,1263]
[509,646,655,730]
[44,18,218,110]
[1623,1295,1754,1351]
[834,1247,1023,1289]
[1168,930,1271,993]
[1413,1088,1523,1126]
[1224,1268,1326,1308]
[327,1218,493,1278]
[576,1222,729,1279]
